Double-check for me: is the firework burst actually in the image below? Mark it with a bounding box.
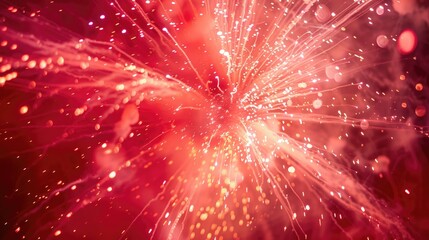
[1,0,428,239]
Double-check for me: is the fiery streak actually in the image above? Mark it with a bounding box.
[0,0,427,239]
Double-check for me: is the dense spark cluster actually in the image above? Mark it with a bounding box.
[1,0,428,239]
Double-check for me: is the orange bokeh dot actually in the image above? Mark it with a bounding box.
[19,105,28,114]
[415,105,426,117]
[415,83,423,91]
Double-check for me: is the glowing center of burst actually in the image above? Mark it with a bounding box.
[208,91,242,131]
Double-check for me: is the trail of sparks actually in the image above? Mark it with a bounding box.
[0,0,428,239]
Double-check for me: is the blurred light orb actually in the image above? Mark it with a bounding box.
[315,4,331,23]
[376,35,389,48]
[398,29,417,54]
